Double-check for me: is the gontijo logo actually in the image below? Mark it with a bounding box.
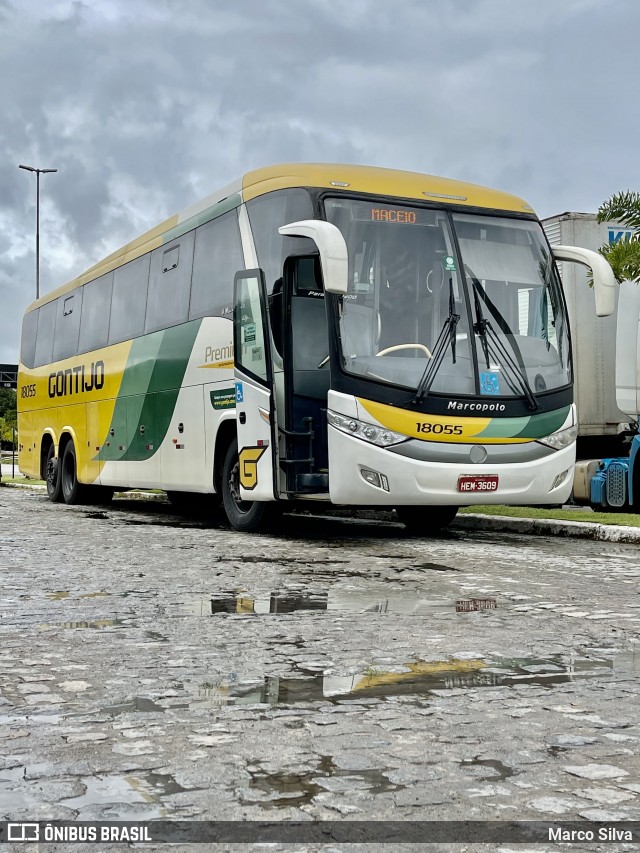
[48,360,105,398]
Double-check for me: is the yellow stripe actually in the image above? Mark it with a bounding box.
[357,397,529,444]
[18,341,132,482]
[197,360,234,369]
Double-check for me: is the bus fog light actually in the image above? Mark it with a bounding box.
[360,468,390,491]
[551,468,570,490]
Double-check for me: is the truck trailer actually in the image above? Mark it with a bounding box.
[543,212,639,510]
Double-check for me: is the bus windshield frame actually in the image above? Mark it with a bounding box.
[323,196,572,406]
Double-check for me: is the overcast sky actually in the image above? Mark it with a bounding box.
[2,0,639,364]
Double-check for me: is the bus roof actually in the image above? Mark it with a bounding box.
[27,162,534,311]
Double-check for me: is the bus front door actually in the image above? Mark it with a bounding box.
[232,269,278,501]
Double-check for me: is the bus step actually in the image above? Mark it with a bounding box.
[296,472,329,491]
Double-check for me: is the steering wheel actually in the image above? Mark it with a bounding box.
[375,343,433,358]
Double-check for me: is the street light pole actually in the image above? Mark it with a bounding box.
[18,164,58,300]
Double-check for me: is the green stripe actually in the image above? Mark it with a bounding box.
[98,320,202,462]
[476,406,570,440]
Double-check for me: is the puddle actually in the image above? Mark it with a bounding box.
[100,696,166,716]
[183,589,476,617]
[186,654,619,708]
[60,771,188,816]
[460,757,516,781]
[243,756,401,807]
[39,619,124,631]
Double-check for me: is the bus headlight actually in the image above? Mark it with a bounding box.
[537,424,578,451]
[327,410,408,447]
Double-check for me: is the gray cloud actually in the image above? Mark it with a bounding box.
[2,0,638,362]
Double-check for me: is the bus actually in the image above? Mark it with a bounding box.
[17,163,616,533]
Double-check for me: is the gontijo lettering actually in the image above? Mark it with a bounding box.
[48,360,105,398]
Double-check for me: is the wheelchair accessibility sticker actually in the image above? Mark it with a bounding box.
[235,382,244,403]
[480,371,501,395]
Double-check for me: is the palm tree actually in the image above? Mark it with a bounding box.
[597,191,640,283]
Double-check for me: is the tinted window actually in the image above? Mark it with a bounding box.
[190,210,244,320]
[53,289,83,361]
[20,310,38,369]
[145,232,194,333]
[109,255,150,344]
[246,189,314,295]
[79,273,113,353]
[34,299,58,366]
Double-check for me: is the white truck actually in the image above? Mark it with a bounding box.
[543,212,639,509]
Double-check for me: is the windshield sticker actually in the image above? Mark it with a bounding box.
[480,371,501,395]
[443,255,457,271]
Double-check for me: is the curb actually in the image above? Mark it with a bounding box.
[2,482,640,543]
[453,512,640,544]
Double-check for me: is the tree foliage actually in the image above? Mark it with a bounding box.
[597,191,640,283]
[0,388,16,427]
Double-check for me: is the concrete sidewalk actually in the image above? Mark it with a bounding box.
[454,511,640,544]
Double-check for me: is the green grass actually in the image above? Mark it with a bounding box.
[0,477,45,485]
[460,505,640,527]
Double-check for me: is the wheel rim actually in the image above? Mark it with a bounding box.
[228,459,252,515]
[46,456,58,491]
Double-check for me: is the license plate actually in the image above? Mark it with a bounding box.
[457,474,499,493]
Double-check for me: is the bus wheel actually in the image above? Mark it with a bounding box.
[61,440,87,505]
[45,444,63,503]
[221,438,279,532]
[396,505,459,534]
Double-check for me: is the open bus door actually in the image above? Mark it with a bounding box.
[232,269,279,501]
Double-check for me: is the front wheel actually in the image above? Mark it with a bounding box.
[221,438,279,532]
[396,505,458,534]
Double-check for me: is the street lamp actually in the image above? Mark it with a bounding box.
[19,164,58,300]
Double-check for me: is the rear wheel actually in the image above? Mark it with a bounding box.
[60,440,104,506]
[221,438,280,532]
[45,444,63,502]
[61,441,83,504]
[396,505,458,534]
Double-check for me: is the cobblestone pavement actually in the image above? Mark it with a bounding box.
[1,486,640,852]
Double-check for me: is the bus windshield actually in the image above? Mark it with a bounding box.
[324,198,571,401]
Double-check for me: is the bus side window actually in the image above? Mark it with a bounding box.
[145,232,194,334]
[78,273,113,354]
[108,255,150,345]
[246,188,314,298]
[53,290,83,362]
[21,309,39,369]
[34,299,58,367]
[190,210,244,320]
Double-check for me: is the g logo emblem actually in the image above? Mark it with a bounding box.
[239,446,267,490]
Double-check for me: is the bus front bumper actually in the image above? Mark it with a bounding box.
[327,428,575,506]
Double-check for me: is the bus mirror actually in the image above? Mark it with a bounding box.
[552,245,617,317]
[279,220,348,295]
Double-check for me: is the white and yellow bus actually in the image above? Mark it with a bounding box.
[17,163,616,532]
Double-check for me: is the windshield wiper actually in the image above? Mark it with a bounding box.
[410,277,459,404]
[467,270,540,411]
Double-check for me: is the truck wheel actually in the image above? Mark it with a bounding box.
[45,444,63,503]
[396,505,458,534]
[221,438,279,532]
